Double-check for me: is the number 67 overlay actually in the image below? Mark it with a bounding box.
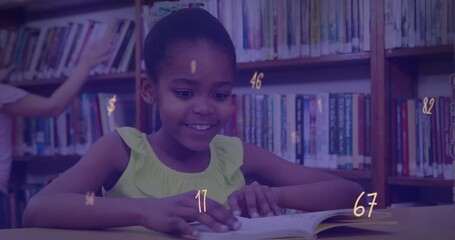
[354,192,377,218]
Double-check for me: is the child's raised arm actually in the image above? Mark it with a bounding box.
[23,131,240,236]
[0,38,110,117]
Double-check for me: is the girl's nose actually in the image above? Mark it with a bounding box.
[192,100,215,115]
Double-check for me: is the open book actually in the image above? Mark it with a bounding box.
[190,208,396,240]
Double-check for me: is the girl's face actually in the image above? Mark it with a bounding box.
[151,40,234,152]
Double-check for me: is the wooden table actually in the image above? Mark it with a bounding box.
[1,205,454,240]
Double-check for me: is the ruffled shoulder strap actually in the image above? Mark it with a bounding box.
[211,135,244,180]
[115,127,149,156]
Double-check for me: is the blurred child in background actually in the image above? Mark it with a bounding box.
[0,38,110,228]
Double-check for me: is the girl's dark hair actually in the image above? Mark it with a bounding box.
[143,7,236,81]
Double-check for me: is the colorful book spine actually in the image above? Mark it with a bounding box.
[436,97,444,178]
[396,99,403,175]
[337,93,346,169]
[328,93,339,169]
[407,99,416,177]
[281,95,289,162]
[296,95,304,165]
[345,93,353,169]
[450,75,455,203]
[443,97,452,180]
[402,100,409,176]
[309,95,317,166]
[352,93,359,169]
[316,93,330,168]
[273,94,282,157]
[267,95,274,152]
[303,95,311,166]
[310,0,321,57]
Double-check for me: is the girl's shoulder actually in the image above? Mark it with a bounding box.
[211,134,244,162]
[115,127,150,156]
[90,129,132,190]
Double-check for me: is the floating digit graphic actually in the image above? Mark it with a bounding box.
[195,189,207,213]
[291,131,300,144]
[250,71,264,90]
[422,97,435,115]
[85,192,95,206]
[107,95,117,116]
[191,60,197,74]
[354,191,377,218]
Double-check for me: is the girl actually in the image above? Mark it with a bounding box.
[23,8,364,238]
[0,38,110,228]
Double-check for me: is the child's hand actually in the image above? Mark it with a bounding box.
[228,181,281,218]
[139,190,241,237]
[77,36,111,71]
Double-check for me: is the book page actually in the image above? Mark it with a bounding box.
[192,208,394,240]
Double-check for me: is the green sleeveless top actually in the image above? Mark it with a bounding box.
[104,127,245,207]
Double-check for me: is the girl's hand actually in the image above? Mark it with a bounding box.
[77,36,111,71]
[228,181,281,218]
[139,190,241,237]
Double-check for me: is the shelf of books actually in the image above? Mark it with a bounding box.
[389,97,453,181]
[237,52,370,72]
[385,45,454,59]
[146,90,374,182]
[318,168,371,180]
[11,92,136,161]
[383,0,455,205]
[13,155,81,162]
[0,16,137,85]
[388,176,454,188]
[9,71,136,88]
[0,0,131,15]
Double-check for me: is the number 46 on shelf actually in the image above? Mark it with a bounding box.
[250,71,264,90]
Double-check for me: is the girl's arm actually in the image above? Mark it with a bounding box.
[24,132,240,235]
[0,40,110,118]
[241,142,365,212]
[23,132,142,229]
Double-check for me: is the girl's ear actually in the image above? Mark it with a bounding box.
[140,74,156,104]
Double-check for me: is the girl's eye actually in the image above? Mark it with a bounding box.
[214,92,231,100]
[175,90,193,98]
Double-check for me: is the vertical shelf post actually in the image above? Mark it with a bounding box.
[370,0,387,208]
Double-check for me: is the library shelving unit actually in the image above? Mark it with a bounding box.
[0,0,140,187]
[375,0,455,207]
[384,44,454,205]
[2,0,453,210]
[377,0,455,206]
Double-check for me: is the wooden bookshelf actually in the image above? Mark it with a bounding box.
[388,176,454,188]
[385,45,454,59]
[318,168,372,181]
[380,0,454,206]
[13,155,81,162]
[237,52,370,73]
[0,0,132,29]
[0,0,131,20]
[9,72,136,87]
